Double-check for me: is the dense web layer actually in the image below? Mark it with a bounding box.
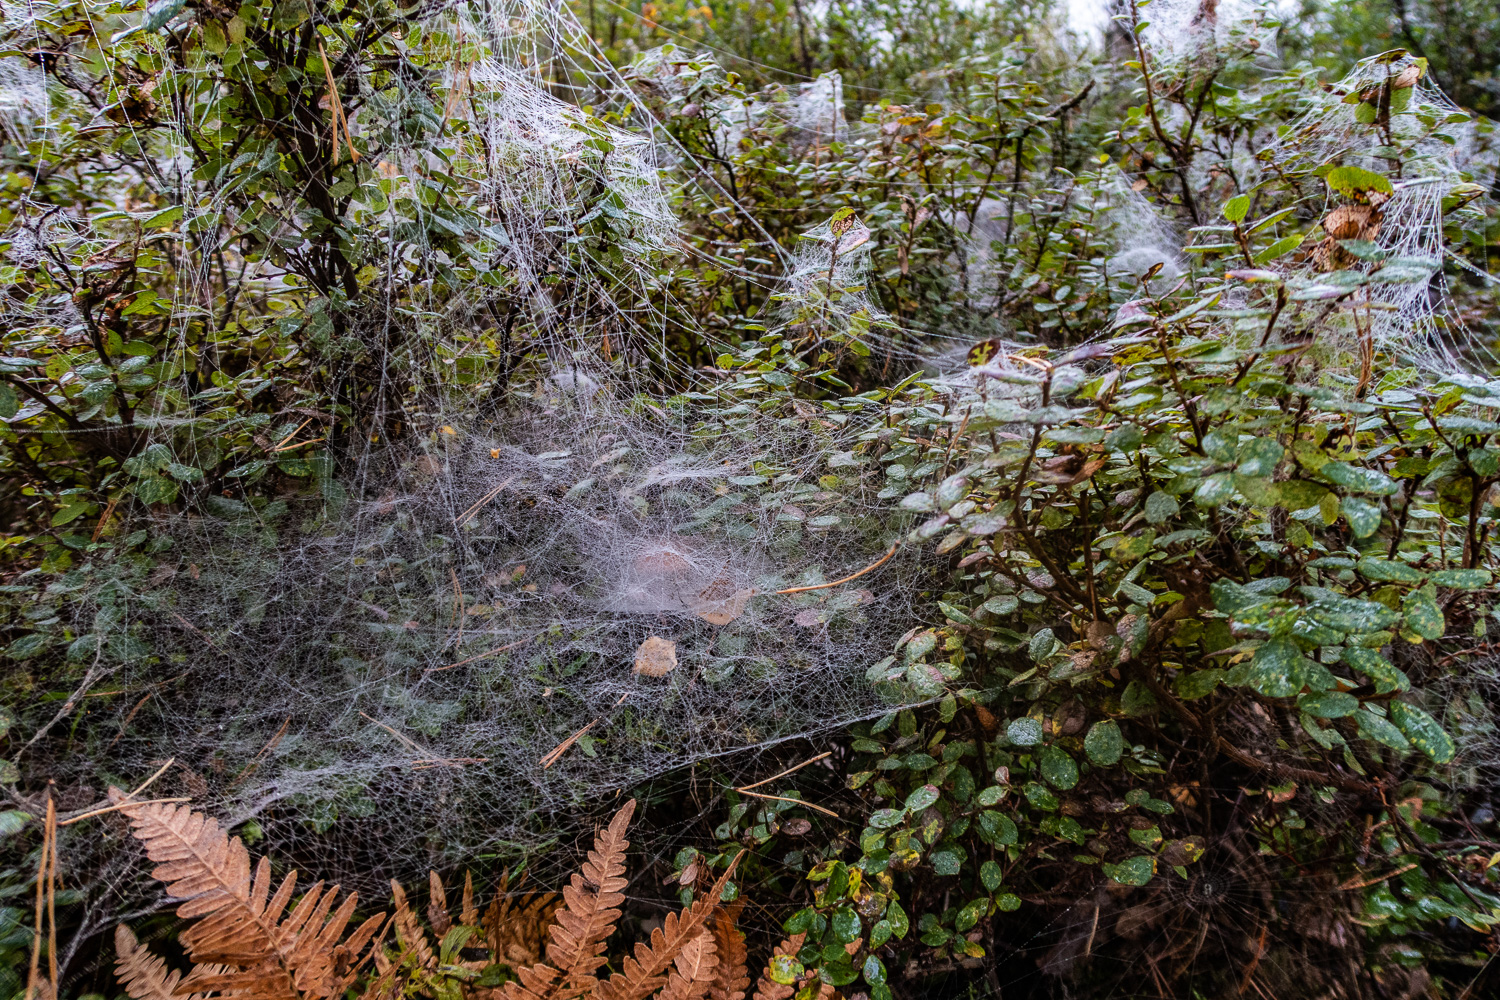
[6,0,940,905]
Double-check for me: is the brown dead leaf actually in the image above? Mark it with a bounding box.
[633,635,677,677]
[697,587,753,625]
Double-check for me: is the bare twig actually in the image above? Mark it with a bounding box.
[776,542,899,595]
[733,789,840,818]
[735,752,832,791]
[57,798,192,827]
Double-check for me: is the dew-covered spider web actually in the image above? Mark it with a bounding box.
[7,0,946,913]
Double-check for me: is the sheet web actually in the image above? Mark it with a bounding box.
[15,0,941,919]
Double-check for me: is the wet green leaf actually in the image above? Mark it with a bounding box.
[1297,691,1358,718]
[1342,496,1382,537]
[1388,701,1455,763]
[1006,717,1043,746]
[1321,462,1399,495]
[1143,491,1179,524]
[1357,557,1423,583]
[1245,638,1308,698]
[1355,710,1410,752]
[904,784,940,812]
[1341,647,1410,693]
[1402,590,1445,640]
[1083,719,1124,765]
[1039,745,1079,790]
[1101,855,1155,886]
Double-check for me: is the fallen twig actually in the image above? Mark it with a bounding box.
[455,476,513,526]
[735,751,831,791]
[58,798,192,827]
[733,789,840,818]
[776,542,899,595]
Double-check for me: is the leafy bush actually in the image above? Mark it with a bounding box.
[2,0,1499,998]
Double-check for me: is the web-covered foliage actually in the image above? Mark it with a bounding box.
[2,1,1500,999]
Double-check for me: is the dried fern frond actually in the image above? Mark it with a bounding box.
[548,798,637,994]
[593,854,744,1000]
[707,903,749,1000]
[656,930,718,1000]
[749,935,804,1000]
[484,873,560,967]
[115,926,203,1000]
[392,880,436,972]
[113,791,386,1000]
[428,871,452,936]
[461,871,478,928]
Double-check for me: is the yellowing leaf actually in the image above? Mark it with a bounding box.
[633,635,677,677]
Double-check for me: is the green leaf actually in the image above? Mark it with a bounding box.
[1006,717,1043,746]
[1143,491,1179,524]
[1341,646,1410,693]
[769,954,804,986]
[1356,709,1411,752]
[1175,668,1224,700]
[1223,194,1250,223]
[862,955,887,986]
[1342,496,1382,537]
[1101,856,1155,886]
[1431,569,1492,590]
[1121,679,1157,715]
[1277,480,1332,511]
[1326,165,1394,196]
[1321,462,1399,495]
[1245,638,1307,698]
[1236,438,1284,478]
[977,810,1018,845]
[1083,719,1124,765]
[904,784,940,812]
[1193,472,1235,507]
[1297,691,1358,718]
[1388,701,1455,763]
[1306,594,1400,633]
[1254,233,1306,264]
[979,860,1003,892]
[954,898,988,933]
[0,759,17,783]
[0,810,30,837]
[931,849,962,875]
[1357,557,1422,583]
[0,382,17,419]
[1039,745,1079,790]
[1402,590,1445,640]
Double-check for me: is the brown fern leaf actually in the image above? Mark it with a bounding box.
[461,871,478,927]
[114,925,214,1000]
[391,880,436,971]
[594,853,743,1000]
[115,793,385,1000]
[707,903,749,1000]
[486,891,561,966]
[749,935,805,1000]
[656,930,718,1000]
[428,871,452,936]
[542,798,636,995]
[498,962,562,1000]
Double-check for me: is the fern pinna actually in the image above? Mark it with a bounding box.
[113,795,836,1000]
